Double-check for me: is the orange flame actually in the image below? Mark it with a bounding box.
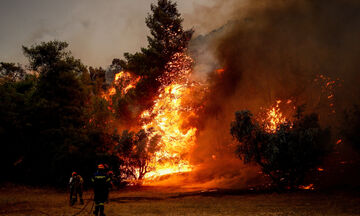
[141,52,198,181]
[261,100,288,133]
[299,184,314,190]
[101,71,140,102]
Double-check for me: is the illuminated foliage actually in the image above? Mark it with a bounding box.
[113,0,194,111]
[115,129,161,181]
[231,109,332,189]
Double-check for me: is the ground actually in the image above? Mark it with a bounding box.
[0,185,359,216]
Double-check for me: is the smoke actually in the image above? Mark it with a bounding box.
[187,0,360,188]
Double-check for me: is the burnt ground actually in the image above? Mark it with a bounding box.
[0,185,359,216]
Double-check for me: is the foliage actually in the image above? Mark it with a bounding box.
[0,62,26,81]
[88,66,107,94]
[0,74,37,180]
[112,0,193,113]
[114,129,161,181]
[0,41,115,185]
[230,109,332,189]
[0,0,191,186]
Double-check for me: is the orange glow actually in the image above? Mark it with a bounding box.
[299,184,314,190]
[141,84,197,179]
[336,139,342,145]
[261,100,288,133]
[101,71,140,104]
[216,68,225,74]
[317,167,324,172]
[141,52,198,181]
[314,74,341,113]
[114,71,140,94]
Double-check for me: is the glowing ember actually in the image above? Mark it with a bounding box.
[102,71,140,101]
[141,84,197,179]
[336,139,342,145]
[141,52,199,180]
[317,167,324,172]
[261,100,288,133]
[299,184,315,190]
[314,74,341,113]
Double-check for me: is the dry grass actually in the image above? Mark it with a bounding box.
[0,185,359,216]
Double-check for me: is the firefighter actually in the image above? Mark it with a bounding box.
[69,172,84,205]
[91,164,111,216]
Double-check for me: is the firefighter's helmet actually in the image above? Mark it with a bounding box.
[98,164,105,169]
[72,172,77,176]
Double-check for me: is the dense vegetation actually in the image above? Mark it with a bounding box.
[0,0,192,186]
[230,109,332,189]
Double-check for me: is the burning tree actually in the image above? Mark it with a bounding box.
[113,0,194,111]
[103,0,198,182]
[114,129,161,181]
[230,109,332,189]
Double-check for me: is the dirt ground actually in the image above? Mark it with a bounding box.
[0,185,359,216]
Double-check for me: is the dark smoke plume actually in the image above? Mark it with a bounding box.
[188,0,360,188]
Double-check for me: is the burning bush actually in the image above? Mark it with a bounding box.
[114,129,161,182]
[230,109,332,189]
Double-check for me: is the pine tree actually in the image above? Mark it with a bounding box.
[113,0,193,110]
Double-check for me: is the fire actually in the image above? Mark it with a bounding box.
[141,84,197,179]
[299,184,315,190]
[102,71,140,101]
[115,71,141,94]
[141,52,199,180]
[314,74,341,113]
[261,100,288,133]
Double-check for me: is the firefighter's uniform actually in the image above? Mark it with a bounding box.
[91,165,111,216]
[69,172,84,205]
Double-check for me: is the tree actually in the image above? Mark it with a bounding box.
[113,0,193,113]
[114,129,161,182]
[88,66,107,94]
[0,62,25,81]
[0,73,36,181]
[20,41,92,184]
[230,109,331,189]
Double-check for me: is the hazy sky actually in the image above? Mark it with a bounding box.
[0,0,227,67]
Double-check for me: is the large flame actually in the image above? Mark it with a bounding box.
[141,84,197,179]
[102,71,140,102]
[141,52,199,180]
[260,100,289,133]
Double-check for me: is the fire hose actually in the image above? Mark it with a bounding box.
[71,194,94,216]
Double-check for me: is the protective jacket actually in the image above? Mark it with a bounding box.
[69,175,84,205]
[91,170,111,216]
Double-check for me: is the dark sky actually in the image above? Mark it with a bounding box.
[0,0,238,67]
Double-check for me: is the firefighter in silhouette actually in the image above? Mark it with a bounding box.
[92,164,111,216]
[69,172,84,205]
[107,170,116,193]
